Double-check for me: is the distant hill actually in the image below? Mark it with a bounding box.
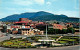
[0,11,79,22]
[30,15,79,22]
[0,11,53,21]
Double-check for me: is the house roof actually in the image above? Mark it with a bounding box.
[53,24,62,27]
[14,21,29,24]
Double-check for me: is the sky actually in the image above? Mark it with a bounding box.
[0,0,79,19]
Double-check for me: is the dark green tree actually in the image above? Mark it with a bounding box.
[62,29,67,34]
[48,28,55,34]
[55,29,62,34]
[67,27,75,34]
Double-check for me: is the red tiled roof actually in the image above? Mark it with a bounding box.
[15,22,21,23]
[66,23,72,24]
[12,31,18,34]
[53,24,63,30]
[14,21,29,24]
[57,24,62,27]
[11,26,20,28]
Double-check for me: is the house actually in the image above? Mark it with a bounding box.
[65,23,73,28]
[36,22,45,25]
[18,28,34,35]
[0,26,3,31]
[73,23,79,28]
[0,21,2,25]
[12,31,18,34]
[19,18,32,22]
[18,25,44,35]
[59,22,67,29]
[14,18,32,25]
[53,24,63,30]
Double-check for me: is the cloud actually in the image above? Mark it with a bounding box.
[0,13,6,19]
[13,0,33,6]
[0,7,41,19]
[34,0,45,5]
[74,0,79,9]
[13,0,45,6]
[46,2,51,5]
[54,11,79,17]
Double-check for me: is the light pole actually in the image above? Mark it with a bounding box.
[46,24,48,39]
[72,27,74,45]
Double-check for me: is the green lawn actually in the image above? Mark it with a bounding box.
[52,36,79,45]
[57,41,68,44]
[0,38,33,48]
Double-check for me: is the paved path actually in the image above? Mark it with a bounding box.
[0,32,10,42]
[0,45,80,50]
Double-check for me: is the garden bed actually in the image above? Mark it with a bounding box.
[0,38,36,48]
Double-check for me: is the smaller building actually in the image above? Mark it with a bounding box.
[14,18,32,25]
[53,24,63,30]
[18,25,44,35]
[65,23,73,28]
[18,28,34,35]
[0,25,3,31]
[18,28,44,35]
[19,18,32,22]
[0,21,2,25]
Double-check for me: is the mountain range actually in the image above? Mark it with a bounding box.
[0,11,79,22]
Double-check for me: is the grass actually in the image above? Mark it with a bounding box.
[51,36,79,45]
[57,41,68,44]
[0,38,32,48]
[59,39,76,41]
[30,36,79,45]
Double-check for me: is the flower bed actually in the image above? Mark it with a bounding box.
[0,38,36,48]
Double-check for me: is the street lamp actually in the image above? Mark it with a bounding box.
[46,24,48,39]
[72,27,74,45]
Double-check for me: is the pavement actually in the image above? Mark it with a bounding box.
[0,45,80,50]
[0,36,10,42]
[0,31,10,42]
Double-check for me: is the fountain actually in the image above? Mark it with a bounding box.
[38,24,55,46]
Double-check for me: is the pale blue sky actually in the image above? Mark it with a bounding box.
[0,0,79,19]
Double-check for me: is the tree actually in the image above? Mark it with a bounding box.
[36,24,46,31]
[67,27,75,34]
[62,29,67,34]
[48,28,55,34]
[55,29,61,34]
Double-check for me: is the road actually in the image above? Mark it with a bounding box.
[0,32,10,42]
[0,36,10,42]
[7,34,80,38]
[0,45,80,50]
[35,34,80,36]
